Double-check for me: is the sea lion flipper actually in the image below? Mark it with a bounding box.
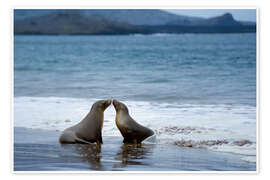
[74,137,92,144]
[97,131,103,144]
[123,137,130,143]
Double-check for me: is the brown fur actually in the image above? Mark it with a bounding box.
[113,99,154,144]
[59,99,111,145]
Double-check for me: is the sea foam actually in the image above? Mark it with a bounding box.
[14,96,256,163]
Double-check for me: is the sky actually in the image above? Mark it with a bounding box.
[166,9,256,22]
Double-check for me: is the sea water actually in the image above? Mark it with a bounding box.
[14,33,257,163]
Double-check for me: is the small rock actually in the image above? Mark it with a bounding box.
[232,140,252,146]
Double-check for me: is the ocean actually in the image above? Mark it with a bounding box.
[14,33,257,164]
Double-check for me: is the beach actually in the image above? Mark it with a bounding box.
[13,127,256,171]
[14,33,257,171]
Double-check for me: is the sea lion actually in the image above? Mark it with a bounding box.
[59,99,112,145]
[112,99,154,144]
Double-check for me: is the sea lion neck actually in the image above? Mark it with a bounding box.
[90,104,99,112]
[116,105,129,115]
[118,109,129,116]
[113,100,130,116]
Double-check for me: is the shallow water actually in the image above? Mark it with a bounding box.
[14,33,257,165]
[14,127,256,171]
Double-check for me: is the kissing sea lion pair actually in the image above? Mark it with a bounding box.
[59,99,154,145]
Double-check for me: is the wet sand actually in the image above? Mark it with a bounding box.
[13,127,256,171]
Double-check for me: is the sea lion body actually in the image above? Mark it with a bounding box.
[59,99,111,145]
[113,99,154,144]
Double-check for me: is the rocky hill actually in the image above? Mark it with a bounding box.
[14,9,256,35]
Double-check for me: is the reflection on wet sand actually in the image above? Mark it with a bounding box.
[113,144,154,169]
[73,144,102,170]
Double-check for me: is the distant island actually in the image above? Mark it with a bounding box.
[14,9,256,35]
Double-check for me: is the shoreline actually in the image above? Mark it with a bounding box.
[13,127,256,171]
[14,31,256,36]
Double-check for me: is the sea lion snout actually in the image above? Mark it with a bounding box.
[102,99,112,110]
[92,99,112,111]
[112,99,129,113]
[105,99,112,106]
[112,99,118,106]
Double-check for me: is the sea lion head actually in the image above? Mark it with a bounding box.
[92,99,112,112]
[112,99,129,113]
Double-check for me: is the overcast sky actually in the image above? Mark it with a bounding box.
[166,9,256,22]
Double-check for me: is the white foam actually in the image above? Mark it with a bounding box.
[241,156,257,163]
[143,133,157,144]
[14,96,120,136]
[209,143,256,156]
[14,96,256,162]
[131,33,175,37]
